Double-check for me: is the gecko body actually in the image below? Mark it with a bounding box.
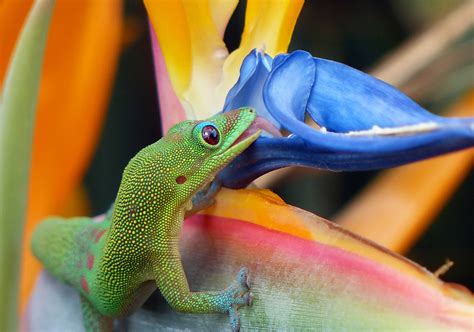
[32,108,260,331]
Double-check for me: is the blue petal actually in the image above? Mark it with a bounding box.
[263,50,474,152]
[218,131,474,188]
[268,51,453,132]
[218,50,474,188]
[309,56,442,132]
[223,50,279,129]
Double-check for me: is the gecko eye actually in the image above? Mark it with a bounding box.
[201,125,220,145]
[194,122,222,148]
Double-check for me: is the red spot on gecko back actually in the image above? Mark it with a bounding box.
[94,229,106,243]
[91,229,99,239]
[87,253,95,270]
[80,276,90,294]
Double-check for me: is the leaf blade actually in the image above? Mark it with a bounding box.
[0,0,55,330]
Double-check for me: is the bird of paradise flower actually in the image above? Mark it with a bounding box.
[0,0,473,331]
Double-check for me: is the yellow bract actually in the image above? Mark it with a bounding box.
[145,0,303,124]
[144,1,192,96]
[217,0,304,105]
[145,0,228,120]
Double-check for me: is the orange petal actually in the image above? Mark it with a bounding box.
[0,1,32,89]
[335,91,474,253]
[57,185,91,219]
[17,0,123,311]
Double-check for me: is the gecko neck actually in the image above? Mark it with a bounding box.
[109,143,195,245]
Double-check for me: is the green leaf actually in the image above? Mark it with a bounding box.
[0,1,55,330]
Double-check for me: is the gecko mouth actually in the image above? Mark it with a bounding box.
[231,116,282,147]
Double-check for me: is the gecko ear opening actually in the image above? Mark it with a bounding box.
[175,176,187,184]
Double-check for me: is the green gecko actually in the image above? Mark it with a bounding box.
[32,108,262,332]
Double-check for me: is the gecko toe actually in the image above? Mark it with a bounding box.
[237,266,250,289]
[229,306,241,332]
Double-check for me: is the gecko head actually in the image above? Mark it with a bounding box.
[119,107,280,215]
[160,107,270,202]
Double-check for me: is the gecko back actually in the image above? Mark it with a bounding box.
[31,215,109,291]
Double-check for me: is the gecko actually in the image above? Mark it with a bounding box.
[31,108,262,332]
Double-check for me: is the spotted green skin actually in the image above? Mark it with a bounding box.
[32,108,258,331]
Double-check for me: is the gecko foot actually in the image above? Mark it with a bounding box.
[192,180,221,210]
[221,267,253,332]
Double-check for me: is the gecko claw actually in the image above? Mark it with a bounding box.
[246,292,253,306]
[237,266,250,288]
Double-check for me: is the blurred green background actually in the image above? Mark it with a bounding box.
[84,0,473,289]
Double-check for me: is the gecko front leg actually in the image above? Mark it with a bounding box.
[153,246,252,331]
[186,179,222,217]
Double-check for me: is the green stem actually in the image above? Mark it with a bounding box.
[0,0,55,330]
